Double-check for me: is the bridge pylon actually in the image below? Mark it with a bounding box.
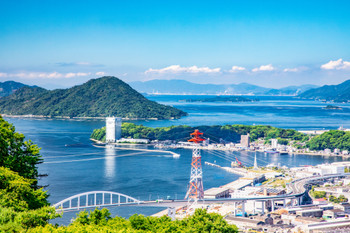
[185,129,205,211]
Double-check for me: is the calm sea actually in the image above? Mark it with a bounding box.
[4,95,350,223]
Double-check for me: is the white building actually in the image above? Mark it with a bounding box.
[240,134,250,147]
[308,162,350,175]
[106,117,122,143]
[271,139,278,149]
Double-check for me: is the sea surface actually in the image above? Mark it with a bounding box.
[138,95,350,129]
[4,95,350,223]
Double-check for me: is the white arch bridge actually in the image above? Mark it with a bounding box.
[53,191,142,212]
[53,174,348,213]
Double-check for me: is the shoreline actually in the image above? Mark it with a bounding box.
[1,114,163,121]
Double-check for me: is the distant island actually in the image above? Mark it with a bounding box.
[0,76,187,120]
[299,79,350,103]
[324,105,342,110]
[180,96,259,103]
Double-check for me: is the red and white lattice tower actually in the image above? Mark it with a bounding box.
[185,129,205,209]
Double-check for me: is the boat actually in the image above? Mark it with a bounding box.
[264,150,280,154]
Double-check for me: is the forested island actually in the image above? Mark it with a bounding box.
[0,76,187,120]
[91,123,350,151]
[324,105,342,110]
[180,96,259,103]
[91,123,309,144]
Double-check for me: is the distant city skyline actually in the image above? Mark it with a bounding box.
[0,0,349,89]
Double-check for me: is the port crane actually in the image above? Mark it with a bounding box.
[231,156,244,168]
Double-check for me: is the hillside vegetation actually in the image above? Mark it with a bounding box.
[299,79,350,102]
[0,76,187,119]
[92,123,350,151]
[306,130,350,151]
[91,123,308,143]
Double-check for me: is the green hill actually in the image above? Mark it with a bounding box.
[0,81,29,97]
[299,79,350,102]
[0,76,187,119]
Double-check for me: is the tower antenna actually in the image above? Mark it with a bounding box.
[185,129,205,212]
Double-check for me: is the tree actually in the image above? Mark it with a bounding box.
[30,208,239,232]
[0,167,59,232]
[0,116,43,188]
[0,167,49,211]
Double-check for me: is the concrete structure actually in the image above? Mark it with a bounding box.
[299,219,350,233]
[296,208,323,218]
[253,153,258,170]
[117,138,149,144]
[323,209,345,219]
[271,138,278,149]
[335,203,350,214]
[307,162,350,175]
[240,134,250,147]
[224,216,265,230]
[106,117,122,142]
[204,187,230,199]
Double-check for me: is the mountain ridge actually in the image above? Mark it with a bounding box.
[129,79,318,95]
[0,81,30,97]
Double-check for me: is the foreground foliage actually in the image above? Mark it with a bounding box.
[91,122,308,143]
[0,116,43,186]
[30,208,238,233]
[0,167,49,211]
[0,167,58,232]
[0,117,58,233]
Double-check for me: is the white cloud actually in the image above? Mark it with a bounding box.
[283,68,299,72]
[252,64,275,72]
[321,58,350,70]
[145,65,221,74]
[229,66,246,72]
[75,62,92,66]
[6,71,91,79]
[0,72,8,77]
[95,71,106,76]
[64,72,91,78]
[56,61,103,67]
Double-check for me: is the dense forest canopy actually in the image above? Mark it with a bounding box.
[306,130,350,151]
[0,76,187,119]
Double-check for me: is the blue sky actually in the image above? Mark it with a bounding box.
[0,0,350,88]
